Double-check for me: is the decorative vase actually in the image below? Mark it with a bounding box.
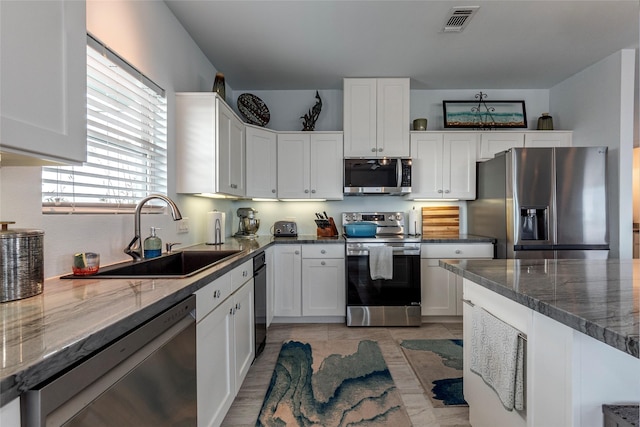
[537,113,554,130]
[212,72,226,100]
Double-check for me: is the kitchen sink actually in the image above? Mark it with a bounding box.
[62,250,243,279]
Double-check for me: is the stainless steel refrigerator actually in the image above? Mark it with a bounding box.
[468,146,609,259]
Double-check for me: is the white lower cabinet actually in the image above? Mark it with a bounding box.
[420,243,493,316]
[0,397,20,427]
[463,278,640,427]
[265,246,275,326]
[273,244,345,319]
[301,245,345,316]
[273,245,303,317]
[196,262,255,427]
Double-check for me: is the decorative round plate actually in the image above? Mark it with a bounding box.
[237,93,270,126]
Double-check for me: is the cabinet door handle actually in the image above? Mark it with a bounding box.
[371,148,376,152]
[445,189,451,194]
[295,250,300,255]
[231,184,238,189]
[321,261,326,266]
[236,302,241,310]
[311,189,316,194]
[243,270,248,277]
[378,148,383,152]
[272,189,276,193]
[438,189,443,193]
[304,189,309,193]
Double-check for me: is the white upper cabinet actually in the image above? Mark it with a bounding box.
[246,125,278,199]
[409,132,477,200]
[176,93,245,197]
[277,132,343,200]
[477,131,573,161]
[0,0,87,165]
[217,99,246,197]
[343,78,410,157]
[477,132,525,161]
[524,131,572,148]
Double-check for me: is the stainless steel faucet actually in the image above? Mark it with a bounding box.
[124,194,183,261]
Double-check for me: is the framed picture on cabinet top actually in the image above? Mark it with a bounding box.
[443,100,527,129]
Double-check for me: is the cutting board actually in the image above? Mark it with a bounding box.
[422,206,460,236]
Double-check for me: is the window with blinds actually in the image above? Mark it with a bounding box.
[42,35,167,213]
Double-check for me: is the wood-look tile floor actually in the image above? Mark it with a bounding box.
[221,322,471,427]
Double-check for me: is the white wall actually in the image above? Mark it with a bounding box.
[409,89,550,131]
[231,87,551,133]
[550,49,636,259]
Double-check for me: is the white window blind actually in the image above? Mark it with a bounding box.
[42,35,167,213]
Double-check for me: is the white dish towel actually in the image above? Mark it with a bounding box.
[470,304,525,411]
[368,246,393,280]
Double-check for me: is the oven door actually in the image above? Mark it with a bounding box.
[345,243,421,326]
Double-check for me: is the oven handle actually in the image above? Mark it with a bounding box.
[346,247,421,256]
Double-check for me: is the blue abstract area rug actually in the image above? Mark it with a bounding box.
[399,339,467,407]
[256,339,412,427]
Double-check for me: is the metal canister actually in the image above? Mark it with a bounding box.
[0,222,44,303]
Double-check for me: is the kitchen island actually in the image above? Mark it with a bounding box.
[441,258,639,427]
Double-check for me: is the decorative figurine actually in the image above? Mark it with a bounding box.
[301,90,322,131]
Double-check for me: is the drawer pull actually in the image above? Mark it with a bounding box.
[321,249,326,254]
[455,249,462,254]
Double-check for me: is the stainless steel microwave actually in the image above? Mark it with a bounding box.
[344,158,412,195]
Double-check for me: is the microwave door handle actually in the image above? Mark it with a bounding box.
[396,160,402,186]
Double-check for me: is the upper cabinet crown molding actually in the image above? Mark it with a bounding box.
[343,78,410,158]
[0,0,87,166]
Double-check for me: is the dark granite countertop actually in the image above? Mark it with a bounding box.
[440,258,639,359]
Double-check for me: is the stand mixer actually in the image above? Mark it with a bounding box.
[235,207,260,238]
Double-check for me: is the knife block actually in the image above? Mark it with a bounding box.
[317,217,339,237]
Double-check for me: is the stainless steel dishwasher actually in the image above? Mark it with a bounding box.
[22,295,197,427]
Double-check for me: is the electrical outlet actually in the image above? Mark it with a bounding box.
[177,217,189,234]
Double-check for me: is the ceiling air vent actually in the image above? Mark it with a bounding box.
[442,6,480,33]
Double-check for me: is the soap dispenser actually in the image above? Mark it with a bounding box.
[143,227,162,258]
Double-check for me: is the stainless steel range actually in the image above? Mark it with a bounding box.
[342,212,421,327]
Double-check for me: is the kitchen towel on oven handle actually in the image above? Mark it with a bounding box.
[368,246,393,280]
[470,304,525,411]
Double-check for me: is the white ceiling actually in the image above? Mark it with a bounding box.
[164,0,639,91]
